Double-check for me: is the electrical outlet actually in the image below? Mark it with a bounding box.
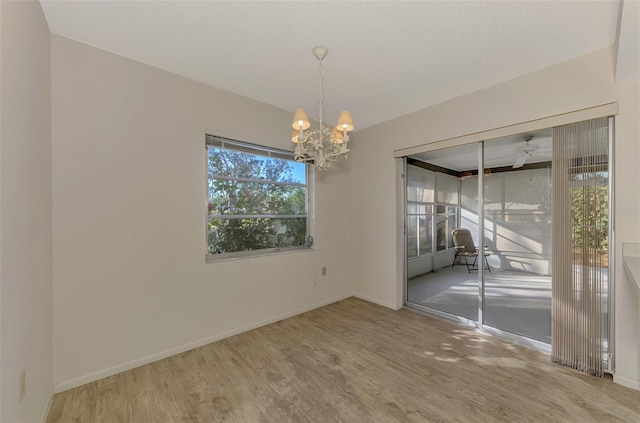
[322,266,327,276]
[19,370,26,403]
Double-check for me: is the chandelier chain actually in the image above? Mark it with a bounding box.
[318,58,324,135]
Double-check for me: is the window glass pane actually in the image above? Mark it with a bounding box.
[208,182,306,216]
[407,215,418,258]
[483,169,552,253]
[571,170,608,266]
[407,165,435,203]
[406,143,480,322]
[208,217,307,255]
[209,147,306,184]
[482,134,556,345]
[435,214,447,251]
[460,176,479,211]
[419,216,432,255]
[408,203,434,215]
[447,214,457,248]
[436,172,460,204]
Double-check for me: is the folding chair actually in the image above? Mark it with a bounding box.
[451,228,491,273]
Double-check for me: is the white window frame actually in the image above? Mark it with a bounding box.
[205,135,314,262]
[407,164,460,260]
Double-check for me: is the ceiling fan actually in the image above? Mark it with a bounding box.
[512,136,539,168]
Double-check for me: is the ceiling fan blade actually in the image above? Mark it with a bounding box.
[513,153,528,168]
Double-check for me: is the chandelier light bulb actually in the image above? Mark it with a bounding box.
[291,108,310,130]
[336,110,354,132]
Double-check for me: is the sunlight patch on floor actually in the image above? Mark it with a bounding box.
[468,356,527,368]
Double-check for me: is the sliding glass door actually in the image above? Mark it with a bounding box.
[405,144,479,322]
[482,136,553,344]
[405,120,611,358]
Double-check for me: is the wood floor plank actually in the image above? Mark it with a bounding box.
[47,298,640,422]
[197,345,259,422]
[94,374,127,423]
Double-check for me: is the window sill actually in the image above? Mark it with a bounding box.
[206,246,314,264]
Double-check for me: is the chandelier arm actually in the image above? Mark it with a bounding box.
[324,147,349,160]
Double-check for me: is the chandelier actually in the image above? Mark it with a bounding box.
[291,46,354,170]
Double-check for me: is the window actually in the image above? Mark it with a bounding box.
[407,203,433,258]
[407,166,435,259]
[206,135,311,260]
[435,205,458,251]
[407,164,460,259]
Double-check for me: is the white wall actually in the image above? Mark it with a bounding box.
[0,1,53,421]
[350,45,639,388]
[613,79,640,389]
[612,0,640,390]
[51,35,353,390]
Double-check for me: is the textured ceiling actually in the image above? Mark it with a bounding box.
[39,0,620,130]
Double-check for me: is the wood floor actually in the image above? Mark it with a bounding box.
[47,298,640,422]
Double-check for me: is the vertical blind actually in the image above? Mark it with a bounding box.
[551,117,609,376]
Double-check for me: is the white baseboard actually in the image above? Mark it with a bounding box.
[40,388,54,423]
[354,294,402,311]
[54,294,352,393]
[613,374,640,390]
